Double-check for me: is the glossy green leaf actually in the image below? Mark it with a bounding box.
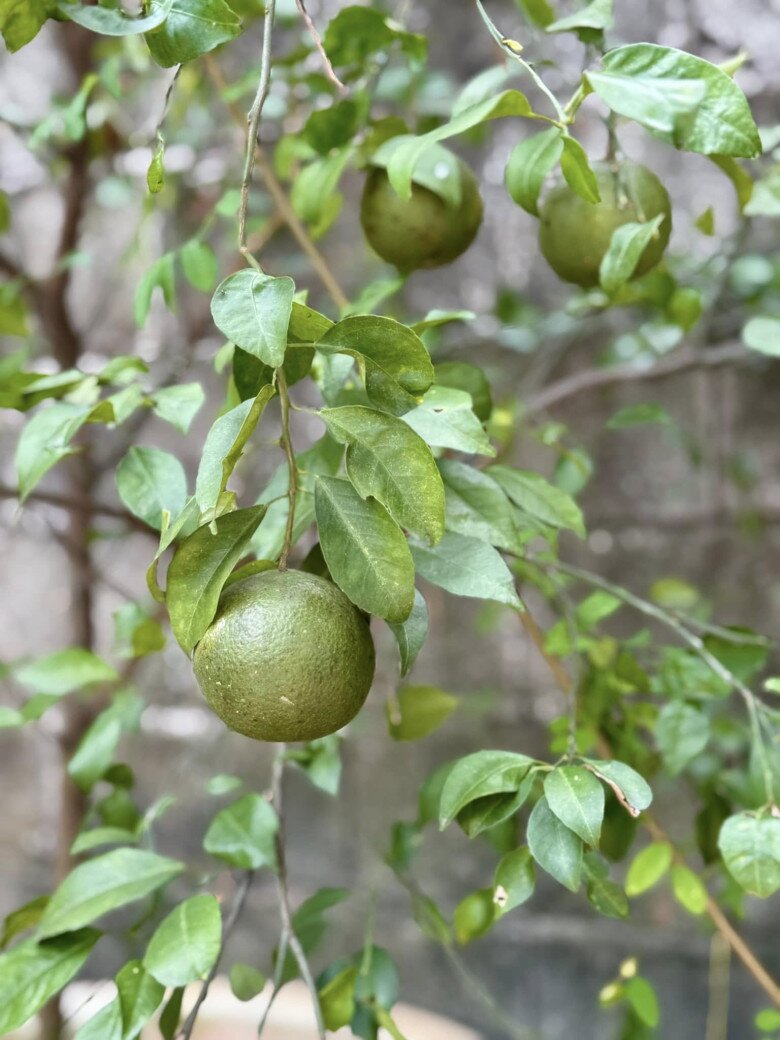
[625,976,660,1028]
[146,143,165,194]
[403,386,494,456]
[150,383,206,434]
[386,91,534,200]
[514,0,554,28]
[166,505,266,652]
[559,135,601,203]
[38,849,183,938]
[387,685,458,741]
[116,960,165,1039]
[457,780,533,838]
[434,360,492,421]
[439,750,534,827]
[158,988,184,1040]
[320,405,445,544]
[439,459,526,552]
[58,0,171,35]
[203,793,279,871]
[116,447,188,531]
[145,0,241,67]
[70,827,138,855]
[489,465,585,537]
[505,128,564,215]
[211,270,295,368]
[388,588,428,677]
[195,388,275,512]
[670,864,708,915]
[134,253,176,328]
[527,796,583,892]
[1,896,49,950]
[2,0,53,51]
[73,997,122,1040]
[323,5,425,71]
[15,648,116,696]
[180,240,218,293]
[15,401,89,501]
[599,215,665,292]
[493,847,535,913]
[319,966,357,1031]
[547,0,612,33]
[143,895,222,986]
[718,814,780,897]
[229,962,266,1001]
[453,889,497,945]
[656,701,710,775]
[589,44,761,157]
[582,759,653,813]
[585,858,628,919]
[68,690,144,792]
[742,316,780,358]
[0,929,100,1035]
[410,531,522,610]
[314,476,415,623]
[625,841,673,896]
[544,766,604,847]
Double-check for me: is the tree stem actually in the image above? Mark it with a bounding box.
[275,369,298,570]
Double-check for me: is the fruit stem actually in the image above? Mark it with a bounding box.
[276,367,298,570]
[238,0,277,269]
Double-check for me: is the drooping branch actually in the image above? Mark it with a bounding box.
[295,0,347,94]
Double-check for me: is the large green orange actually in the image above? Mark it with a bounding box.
[193,569,375,742]
[538,161,672,288]
[360,158,483,272]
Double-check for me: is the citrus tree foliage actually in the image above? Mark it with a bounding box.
[1,1,780,1038]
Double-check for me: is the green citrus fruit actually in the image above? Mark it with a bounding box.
[193,569,375,742]
[538,161,672,288]
[360,157,483,272]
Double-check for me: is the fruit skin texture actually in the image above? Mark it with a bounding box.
[360,162,484,272]
[193,569,375,742]
[538,161,672,288]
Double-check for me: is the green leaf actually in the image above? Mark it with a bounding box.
[166,505,267,653]
[387,685,458,741]
[205,774,243,795]
[150,383,206,434]
[58,0,171,35]
[585,866,628,919]
[606,403,672,429]
[2,0,54,51]
[624,976,660,1028]
[582,759,653,813]
[145,0,241,67]
[599,215,665,292]
[322,5,425,72]
[589,44,761,157]
[195,388,275,512]
[15,648,116,696]
[388,588,428,677]
[1,896,49,950]
[559,135,601,203]
[439,459,526,552]
[210,270,295,368]
[386,91,534,201]
[514,0,554,28]
[316,315,434,414]
[718,814,780,898]
[203,793,279,871]
[505,128,564,215]
[457,781,532,838]
[489,465,585,537]
[439,750,534,828]
[656,701,710,775]
[158,988,184,1040]
[319,966,357,1031]
[180,240,218,292]
[625,841,673,896]
[756,1009,780,1032]
[73,997,122,1040]
[493,847,535,913]
[403,386,495,456]
[146,142,165,194]
[229,962,266,1001]
[15,401,89,501]
[70,827,138,855]
[453,889,497,945]
[143,895,222,986]
[38,849,183,938]
[116,447,187,531]
[434,360,492,421]
[68,691,144,792]
[0,929,101,1035]
[546,0,612,33]
[544,766,604,847]
[116,960,165,1040]
[314,476,415,623]
[744,169,780,217]
[134,253,176,328]
[320,406,445,544]
[410,531,522,610]
[670,864,708,915]
[742,316,780,358]
[286,736,342,797]
[527,796,583,892]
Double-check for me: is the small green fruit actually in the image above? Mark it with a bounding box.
[193,569,375,742]
[538,161,672,288]
[360,148,483,272]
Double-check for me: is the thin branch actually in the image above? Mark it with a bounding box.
[517,598,780,1007]
[525,343,749,416]
[275,368,298,570]
[177,870,255,1040]
[266,749,326,1038]
[295,0,347,94]
[257,929,290,1034]
[203,54,350,311]
[239,0,278,267]
[0,484,151,532]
